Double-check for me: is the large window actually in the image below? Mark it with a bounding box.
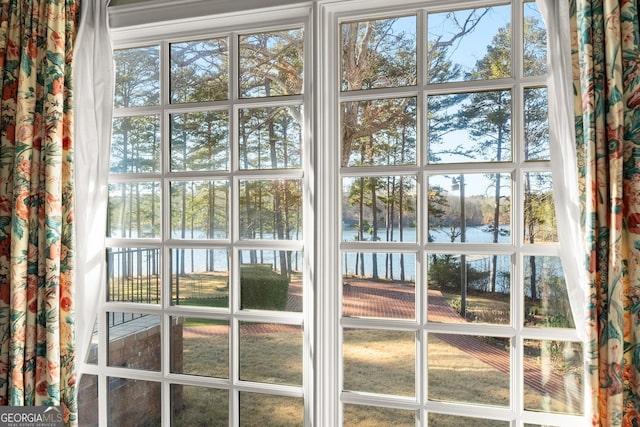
[330,2,583,426]
[79,1,585,426]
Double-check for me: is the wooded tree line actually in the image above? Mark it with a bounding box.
[109,9,559,299]
[339,8,555,299]
[109,30,304,277]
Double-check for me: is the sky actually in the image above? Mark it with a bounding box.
[424,3,546,197]
[427,4,511,81]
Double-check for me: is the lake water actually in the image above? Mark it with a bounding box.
[111,225,559,295]
[341,226,512,291]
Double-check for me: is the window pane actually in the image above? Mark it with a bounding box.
[343,329,415,397]
[428,90,512,164]
[523,1,547,77]
[78,374,99,427]
[428,333,510,406]
[114,46,159,108]
[239,322,303,386]
[341,98,416,167]
[107,247,160,304]
[427,6,510,83]
[170,248,229,307]
[239,392,303,426]
[342,176,417,243]
[170,180,229,240]
[343,405,416,426]
[170,317,229,378]
[108,182,161,238]
[428,413,509,427]
[170,38,229,103]
[427,254,511,324]
[108,313,161,371]
[170,111,229,171]
[523,340,584,415]
[524,256,574,328]
[239,29,303,98]
[524,87,550,160]
[343,252,415,319]
[524,172,557,243]
[171,385,228,426]
[341,16,416,91]
[239,179,303,240]
[239,250,302,312]
[239,106,302,169]
[111,116,160,173]
[427,174,512,243]
[108,378,161,426]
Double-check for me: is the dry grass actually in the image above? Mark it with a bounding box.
[440,288,511,324]
[171,385,228,426]
[176,325,229,378]
[171,271,229,302]
[172,327,580,426]
[428,413,510,427]
[171,386,304,426]
[343,329,416,397]
[128,273,579,424]
[239,329,303,385]
[239,393,303,426]
[108,271,229,304]
[343,405,416,426]
[427,334,510,407]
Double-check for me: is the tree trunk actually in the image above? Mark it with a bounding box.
[399,132,407,282]
[371,178,379,280]
[358,177,365,276]
[178,127,188,276]
[525,173,538,300]
[265,89,289,277]
[490,122,504,293]
[180,181,187,277]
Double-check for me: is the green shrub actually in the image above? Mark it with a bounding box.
[428,255,489,291]
[240,265,290,310]
[428,255,460,288]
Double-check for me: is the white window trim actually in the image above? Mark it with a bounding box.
[318,1,585,426]
[94,1,590,426]
[102,4,315,427]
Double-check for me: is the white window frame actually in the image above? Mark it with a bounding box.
[87,1,589,425]
[318,1,585,426]
[98,3,315,426]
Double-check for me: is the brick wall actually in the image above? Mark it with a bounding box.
[78,318,183,425]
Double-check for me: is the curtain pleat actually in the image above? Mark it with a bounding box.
[0,0,79,424]
[73,0,112,381]
[570,0,640,424]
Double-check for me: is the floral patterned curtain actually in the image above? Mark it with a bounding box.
[570,0,640,424]
[0,0,79,425]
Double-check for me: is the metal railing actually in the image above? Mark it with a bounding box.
[107,248,160,327]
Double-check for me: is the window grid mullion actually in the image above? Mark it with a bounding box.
[160,44,172,412]
[417,2,427,407]
[332,1,581,425]
[228,28,240,427]
[514,0,528,421]
[98,1,588,425]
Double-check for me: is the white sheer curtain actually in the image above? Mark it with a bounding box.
[73,0,114,377]
[536,0,587,341]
